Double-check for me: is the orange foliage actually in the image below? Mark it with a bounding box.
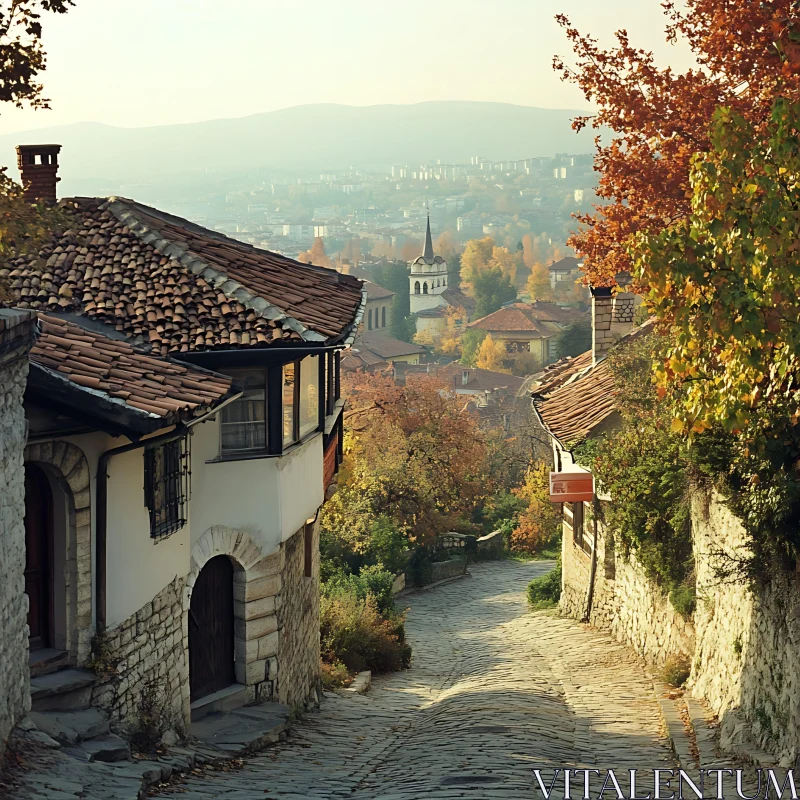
[510,463,561,553]
[554,2,800,287]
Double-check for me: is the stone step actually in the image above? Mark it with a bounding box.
[188,703,291,756]
[29,708,110,745]
[29,647,70,678]
[31,668,96,712]
[63,733,131,763]
[190,683,250,722]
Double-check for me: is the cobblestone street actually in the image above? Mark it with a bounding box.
[155,560,674,799]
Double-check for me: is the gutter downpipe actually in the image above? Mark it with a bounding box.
[582,497,600,625]
[94,393,242,633]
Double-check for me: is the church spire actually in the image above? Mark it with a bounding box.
[423,212,434,261]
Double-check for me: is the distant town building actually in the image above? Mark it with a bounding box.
[362,281,395,332]
[548,255,582,290]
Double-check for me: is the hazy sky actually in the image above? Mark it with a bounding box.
[0,0,695,134]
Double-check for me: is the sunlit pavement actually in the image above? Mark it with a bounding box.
[154,560,673,799]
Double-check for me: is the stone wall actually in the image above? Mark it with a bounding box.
[0,324,34,759]
[91,575,188,738]
[430,557,467,584]
[92,522,322,736]
[276,519,321,709]
[691,493,800,766]
[561,489,800,766]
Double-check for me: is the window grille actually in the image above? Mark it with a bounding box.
[144,436,190,540]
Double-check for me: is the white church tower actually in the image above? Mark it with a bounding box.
[409,214,448,314]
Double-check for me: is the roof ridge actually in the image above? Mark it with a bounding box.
[104,197,330,343]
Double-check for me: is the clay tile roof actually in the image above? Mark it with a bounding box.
[440,288,475,312]
[532,322,654,448]
[534,359,617,447]
[363,281,395,301]
[435,363,526,395]
[356,332,426,359]
[549,255,582,272]
[30,313,234,421]
[1,197,365,356]
[530,350,593,395]
[467,303,564,335]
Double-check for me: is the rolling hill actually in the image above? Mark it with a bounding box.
[0,102,594,193]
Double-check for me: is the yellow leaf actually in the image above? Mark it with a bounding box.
[671,418,685,433]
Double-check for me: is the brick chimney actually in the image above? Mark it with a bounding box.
[16,144,62,203]
[591,286,613,366]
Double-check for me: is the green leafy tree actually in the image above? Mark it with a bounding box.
[460,328,487,366]
[555,320,591,359]
[472,267,517,318]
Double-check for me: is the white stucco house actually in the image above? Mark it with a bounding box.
[0,144,366,743]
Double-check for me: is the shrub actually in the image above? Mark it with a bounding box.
[669,582,696,618]
[527,560,562,609]
[320,591,411,674]
[661,654,691,688]
[366,516,409,576]
[127,677,174,754]
[320,659,352,690]
[323,564,396,616]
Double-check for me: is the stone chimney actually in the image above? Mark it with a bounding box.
[591,286,613,366]
[611,291,636,336]
[16,144,61,203]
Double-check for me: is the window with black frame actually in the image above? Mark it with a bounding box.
[220,369,267,454]
[144,437,189,540]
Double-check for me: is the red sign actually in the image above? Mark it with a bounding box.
[549,471,594,503]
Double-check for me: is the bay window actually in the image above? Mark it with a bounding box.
[283,355,321,447]
[299,356,319,438]
[220,369,267,454]
[219,357,323,458]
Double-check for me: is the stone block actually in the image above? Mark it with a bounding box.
[234,573,281,603]
[236,613,278,641]
[258,631,280,660]
[236,658,268,686]
[236,595,277,621]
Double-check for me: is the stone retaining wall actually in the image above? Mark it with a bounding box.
[561,489,800,766]
[430,557,466,584]
[0,321,35,759]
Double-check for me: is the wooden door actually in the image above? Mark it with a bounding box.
[189,555,235,701]
[24,464,53,650]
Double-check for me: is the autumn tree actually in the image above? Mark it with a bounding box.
[460,328,487,367]
[475,333,510,374]
[325,373,492,546]
[298,237,331,267]
[489,245,516,284]
[460,236,495,286]
[511,463,562,553]
[554,2,800,287]
[634,99,800,434]
[526,262,554,302]
[400,238,422,262]
[435,230,460,263]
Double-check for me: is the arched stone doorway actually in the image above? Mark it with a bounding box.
[23,441,92,665]
[24,464,54,649]
[188,555,236,701]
